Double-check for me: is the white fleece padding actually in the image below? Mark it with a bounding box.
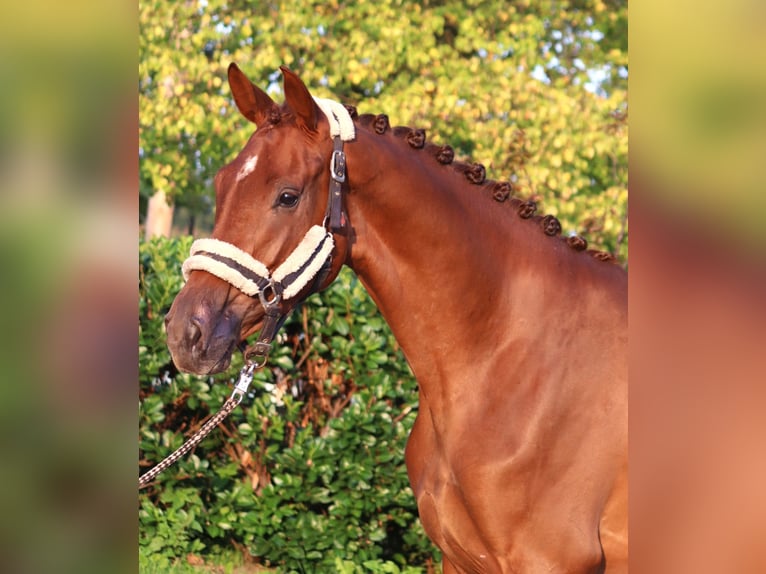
[273,225,335,299]
[181,226,334,301]
[183,237,270,281]
[313,97,355,141]
[181,254,262,297]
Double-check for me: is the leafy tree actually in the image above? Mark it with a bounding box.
[139,0,627,258]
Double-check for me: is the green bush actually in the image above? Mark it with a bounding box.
[139,237,440,572]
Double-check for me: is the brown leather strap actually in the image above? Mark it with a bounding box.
[327,136,346,232]
[243,303,284,367]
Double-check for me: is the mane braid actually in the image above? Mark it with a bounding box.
[349,109,618,263]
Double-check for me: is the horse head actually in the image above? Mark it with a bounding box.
[164,64,350,374]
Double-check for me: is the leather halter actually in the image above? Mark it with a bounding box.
[180,104,352,365]
[181,136,347,300]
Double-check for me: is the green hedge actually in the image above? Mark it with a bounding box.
[139,237,440,572]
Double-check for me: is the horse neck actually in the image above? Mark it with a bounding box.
[343,129,537,387]
[340,126,627,419]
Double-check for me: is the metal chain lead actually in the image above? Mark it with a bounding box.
[139,362,256,489]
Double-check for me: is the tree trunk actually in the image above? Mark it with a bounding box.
[144,189,174,240]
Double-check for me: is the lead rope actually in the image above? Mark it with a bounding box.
[138,364,255,488]
[139,304,280,489]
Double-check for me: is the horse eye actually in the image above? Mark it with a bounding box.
[277,191,300,208]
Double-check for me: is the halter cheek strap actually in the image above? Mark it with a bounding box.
[314,96,354,233]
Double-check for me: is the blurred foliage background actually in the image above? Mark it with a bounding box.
[139,0,628,260]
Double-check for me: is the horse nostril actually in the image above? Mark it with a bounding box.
[188,315,204,347]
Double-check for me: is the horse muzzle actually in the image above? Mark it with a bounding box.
[165,307,241,375]
[163,274,251,374]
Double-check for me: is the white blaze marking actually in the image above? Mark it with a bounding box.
[236,154,258,182]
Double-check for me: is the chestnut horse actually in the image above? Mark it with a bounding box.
[164,64,627,573]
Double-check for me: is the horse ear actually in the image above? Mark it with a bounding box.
[280,65,319,133]
[227,63,278,127]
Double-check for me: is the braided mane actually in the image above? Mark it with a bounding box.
[345,105,617,263]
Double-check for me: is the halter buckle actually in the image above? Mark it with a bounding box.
[330,149,346,183]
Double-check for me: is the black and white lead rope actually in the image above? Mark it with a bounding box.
[139,363,255,488]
